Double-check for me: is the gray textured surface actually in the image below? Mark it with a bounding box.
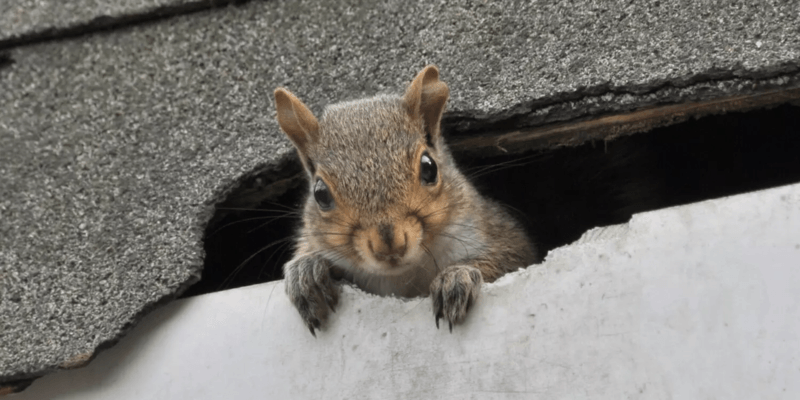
[0,0,196,42]
[2,0,800,385]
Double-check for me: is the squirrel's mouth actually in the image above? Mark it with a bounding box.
[358,256,420,276]
[383,257,401,268]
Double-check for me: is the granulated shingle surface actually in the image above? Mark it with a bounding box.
[0,0,197,42]
[1,0,799,386]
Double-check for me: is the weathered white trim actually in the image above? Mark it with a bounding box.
[15,183,800,399]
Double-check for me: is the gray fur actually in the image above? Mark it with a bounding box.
[314,96,419,213]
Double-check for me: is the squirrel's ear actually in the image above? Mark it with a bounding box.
[274,88,320,172]
[403,65,449,146]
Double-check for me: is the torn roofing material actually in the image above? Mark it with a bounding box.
[1,0,799,388]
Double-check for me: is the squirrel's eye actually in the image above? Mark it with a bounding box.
[314,178,335,210]
[420,152,438,185]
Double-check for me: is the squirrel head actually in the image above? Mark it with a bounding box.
[274,66,457,276]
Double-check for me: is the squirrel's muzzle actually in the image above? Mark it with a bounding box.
[369,223,408,265]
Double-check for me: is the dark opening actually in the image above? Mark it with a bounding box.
[0,52,13,71]
[182,102,800,298]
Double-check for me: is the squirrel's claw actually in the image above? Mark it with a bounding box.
[429,265,483,332]
[433,298,444,330]
[285,255,340,336]
[434,300,443,329]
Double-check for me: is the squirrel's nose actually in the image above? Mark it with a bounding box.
[370,223,407,261]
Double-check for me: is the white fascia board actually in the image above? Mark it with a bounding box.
[15,183,800,399]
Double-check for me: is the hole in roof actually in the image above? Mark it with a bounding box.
[182,102,800,298]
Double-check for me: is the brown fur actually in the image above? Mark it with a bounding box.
[275,66,537,335]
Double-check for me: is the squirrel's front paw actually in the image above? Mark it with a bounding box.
[430,265,483,332]
[284,255,339,337]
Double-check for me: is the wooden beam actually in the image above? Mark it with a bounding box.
[450,87,800,157]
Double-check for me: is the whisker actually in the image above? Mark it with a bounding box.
[427,221,499,241]
[219,237,296,290]
[257,239,295,280]
[215,207,302,214]
[463,152,547,179]
[207,215,295,238]
[497,203,531,225]
[419,202,458,220]
[420,242,439,274]
[299,231,355,238]
[245,214,301,234]
[433,232,475,256]
[258,199,304,211]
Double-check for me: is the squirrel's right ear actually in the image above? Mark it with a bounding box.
[274,88,320,173]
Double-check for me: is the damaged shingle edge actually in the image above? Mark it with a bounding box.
[0,281,201,387]
[0,243,203,388]
[0,151,300,392]
[446,69,800,156]
[0,0,253,51]
[443,63,800,134]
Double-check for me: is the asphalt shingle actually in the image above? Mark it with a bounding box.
[1,0,799,386]
[0,0,194,42]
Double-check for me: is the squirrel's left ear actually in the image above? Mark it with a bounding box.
[404,65,449,147]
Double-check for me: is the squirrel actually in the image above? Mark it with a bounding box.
[274,66,537,336]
